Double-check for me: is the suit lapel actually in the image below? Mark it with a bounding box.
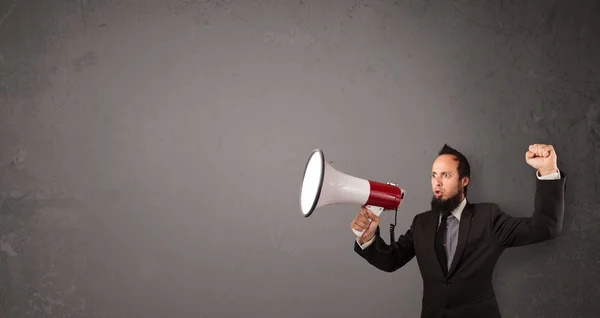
[447,202,473,278]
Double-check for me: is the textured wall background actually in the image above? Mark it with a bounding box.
[0,0,598,317]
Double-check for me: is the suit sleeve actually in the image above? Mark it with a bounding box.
[491,171,567,248]
[353,215,416,272]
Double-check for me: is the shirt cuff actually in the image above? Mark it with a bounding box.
[356,235,376,250]
[536,168,561,180]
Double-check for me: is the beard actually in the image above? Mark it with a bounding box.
[430,186,464,214]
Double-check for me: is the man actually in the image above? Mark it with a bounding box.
[351,144,566,318]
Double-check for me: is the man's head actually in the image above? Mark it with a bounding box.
[430,144,471,213]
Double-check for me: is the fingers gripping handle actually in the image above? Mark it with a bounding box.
[353,205,385,238]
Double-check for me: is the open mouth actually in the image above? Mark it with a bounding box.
[434,190,443,196]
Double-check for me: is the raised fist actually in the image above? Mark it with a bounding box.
[526,144,558,175]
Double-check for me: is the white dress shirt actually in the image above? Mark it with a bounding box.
[356,169,561,249]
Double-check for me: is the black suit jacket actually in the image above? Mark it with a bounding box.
[354,173,567,318]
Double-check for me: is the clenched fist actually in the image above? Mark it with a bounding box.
[526,144,558,176]
[351,207,380,244]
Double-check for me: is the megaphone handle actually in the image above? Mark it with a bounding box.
[353,205,385,238]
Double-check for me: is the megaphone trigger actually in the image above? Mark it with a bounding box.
[365,205,385,217]
[351,205,385,238]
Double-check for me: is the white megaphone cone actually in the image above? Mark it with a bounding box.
[299,149,406,238]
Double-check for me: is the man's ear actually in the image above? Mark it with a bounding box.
[462,176,470,187]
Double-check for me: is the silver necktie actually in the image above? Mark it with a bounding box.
[444,215,459,269]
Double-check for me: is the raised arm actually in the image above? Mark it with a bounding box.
[492,144,567,248]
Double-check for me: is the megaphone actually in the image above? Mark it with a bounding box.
[299,149,406,238]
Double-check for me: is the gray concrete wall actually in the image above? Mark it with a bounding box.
[0,0,598,317]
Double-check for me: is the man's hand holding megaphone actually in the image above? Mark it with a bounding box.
[351,207,380,245]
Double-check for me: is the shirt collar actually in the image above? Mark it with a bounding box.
[452,198,467,221]
[439,197,467,221]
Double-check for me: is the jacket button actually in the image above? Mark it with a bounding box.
[445,282,451,287]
